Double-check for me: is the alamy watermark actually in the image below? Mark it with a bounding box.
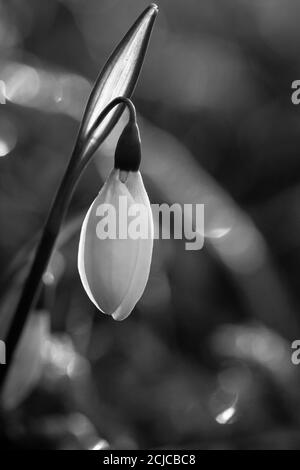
[291,340,300,365]
[95,197,205,250]
[0,80,6,104]
[0,340,6,364]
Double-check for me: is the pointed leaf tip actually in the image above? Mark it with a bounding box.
[150,4,159,13]
[77,4,158,158]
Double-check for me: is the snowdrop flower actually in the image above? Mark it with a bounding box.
[78,120,153,320]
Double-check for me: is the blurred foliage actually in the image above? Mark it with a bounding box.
[1,0,300,450]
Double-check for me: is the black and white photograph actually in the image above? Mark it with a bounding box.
[0,0,300,454]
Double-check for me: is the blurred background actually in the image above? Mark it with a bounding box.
[1,0,300,450]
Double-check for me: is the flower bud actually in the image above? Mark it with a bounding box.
[78,169,153,321]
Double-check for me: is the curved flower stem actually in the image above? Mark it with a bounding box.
[79,97,137,170]
[0,97,137,394]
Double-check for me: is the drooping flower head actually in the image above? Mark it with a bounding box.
[78,114,153,320]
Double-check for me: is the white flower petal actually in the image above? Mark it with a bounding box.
[78,169,153,320]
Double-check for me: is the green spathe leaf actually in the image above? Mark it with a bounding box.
[76,4,158,158]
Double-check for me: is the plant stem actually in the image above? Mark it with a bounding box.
[0,149,79,392]
[82,97,137,160]
[0,97,137,394]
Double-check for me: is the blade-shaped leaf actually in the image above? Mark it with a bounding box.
[76,3,158,157]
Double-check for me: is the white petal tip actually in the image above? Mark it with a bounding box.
[112,306,133,322]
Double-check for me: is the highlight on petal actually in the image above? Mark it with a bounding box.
[78,169,153,320]
[76,4,158,158]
